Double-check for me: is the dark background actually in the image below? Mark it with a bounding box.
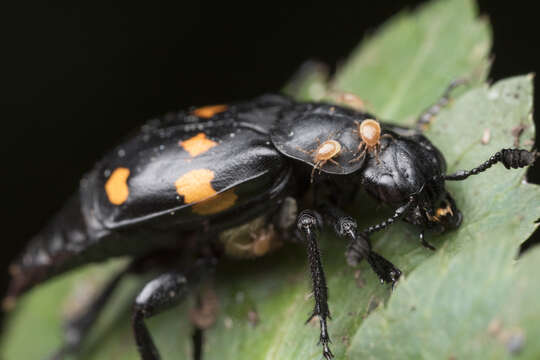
[1,0,539,318]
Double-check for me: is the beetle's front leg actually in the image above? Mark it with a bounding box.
[297,210,334,360]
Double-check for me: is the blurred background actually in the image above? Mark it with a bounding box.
[1,0,539,323]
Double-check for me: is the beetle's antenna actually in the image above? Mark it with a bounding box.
[362,196,415,235]
[443,148,538,181]
[416,77,469,131]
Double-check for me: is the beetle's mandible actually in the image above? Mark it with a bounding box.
[4,84,538,359]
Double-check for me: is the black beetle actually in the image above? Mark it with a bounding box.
[3,82,538,359]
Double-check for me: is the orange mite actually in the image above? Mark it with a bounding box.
[310,139,342,182]
[350,119,392,163]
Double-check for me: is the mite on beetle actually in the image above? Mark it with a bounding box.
[3,81,538,360]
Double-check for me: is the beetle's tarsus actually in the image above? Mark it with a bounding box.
[366,251,401,286]
[322,342,335,359]
[318,313,334,359]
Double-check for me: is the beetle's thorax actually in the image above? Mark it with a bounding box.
[360,136,440,204]
[359,133,462,231]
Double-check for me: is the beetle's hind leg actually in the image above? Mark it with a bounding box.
[416,78,468,131]
[132,258,215,360]
[322,206,401,287]
[46,259,214,360]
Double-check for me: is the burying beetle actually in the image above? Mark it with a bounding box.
[3,79,538,359]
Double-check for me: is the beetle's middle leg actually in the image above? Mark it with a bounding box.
[416,78,468,131]
[335,197,416,287]
[322,206,401,286]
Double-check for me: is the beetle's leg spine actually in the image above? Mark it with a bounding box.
[297,210,334,360]
[444,148,538,181]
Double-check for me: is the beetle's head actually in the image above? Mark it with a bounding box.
[405,182,463,233]
[424,192,462,232]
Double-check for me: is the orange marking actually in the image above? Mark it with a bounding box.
[175,169,216,203]
[180,133,218,157]
[436,204,454,218]
[105,167,130,205]
[192,104,228,118]
[175,169,237,215]
[193,190,238,215]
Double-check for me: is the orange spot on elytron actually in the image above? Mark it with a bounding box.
[192,104,228,118]
[180,133,218,157]
[105,167,130,205]
[175,169,237,215]
[193,190,238,215]
[175,169,216,203]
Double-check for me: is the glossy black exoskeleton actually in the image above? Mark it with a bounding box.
[4,83,538,360]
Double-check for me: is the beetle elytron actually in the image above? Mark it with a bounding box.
[4,81,538,359]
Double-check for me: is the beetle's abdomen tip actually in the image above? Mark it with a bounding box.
[4,263,44,307]
[2,295,17,312]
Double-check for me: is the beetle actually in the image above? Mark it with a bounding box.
[3,81,538,360]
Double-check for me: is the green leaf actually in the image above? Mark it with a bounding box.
[348,75,540,360]
[348,232,540,360]
[3,1,539,360]
[332,0,491,122]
